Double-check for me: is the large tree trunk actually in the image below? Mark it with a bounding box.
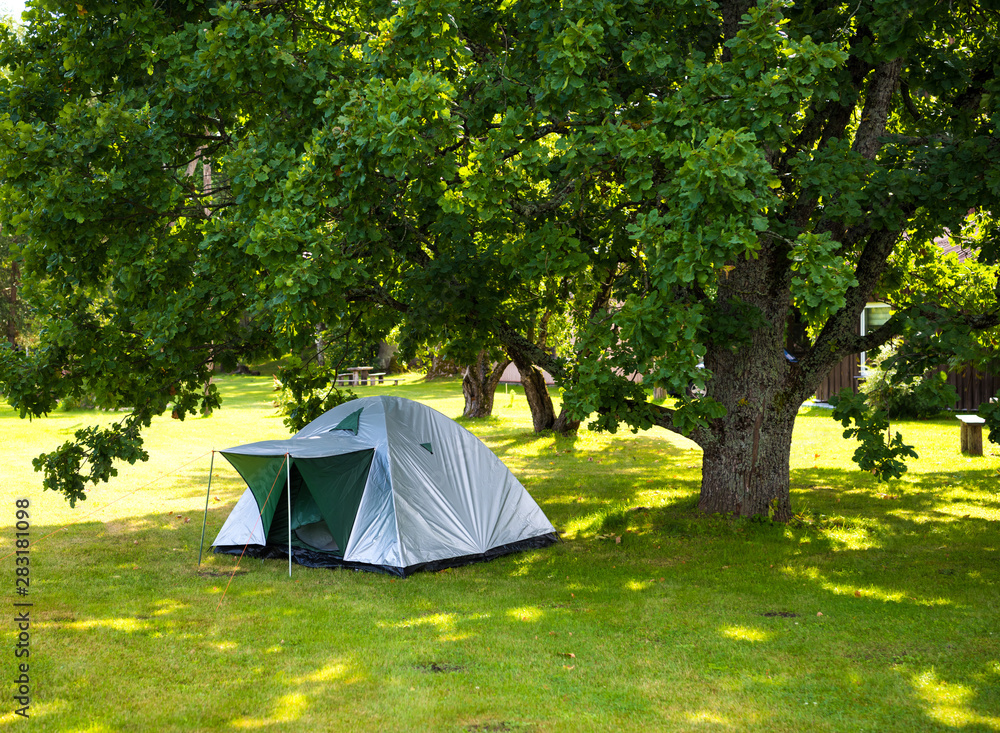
[493,313,578,434]
[376,340,397,371]
[692,32,905,519]
[694,243,811,521]
[509,354,581,434]
[462,351,510,418]
[698,400,797,521]
[694,228,903,520]
[519,363,555,432]
[552,407,581,434]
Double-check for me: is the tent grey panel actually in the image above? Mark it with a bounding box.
[482,460,557,550]
[382,397,555,567]
[213,488,266,546]
[390,433,481,563]
[292,397,388,443]
[220,434,376,459]
[385,415,481,565]
[341,448,401,567]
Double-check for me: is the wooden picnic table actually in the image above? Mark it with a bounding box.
[348,366,374,386]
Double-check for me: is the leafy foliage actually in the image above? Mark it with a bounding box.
[31,415,151,508]
[879,240,1000,378]
[830,389,919,483]
[273,358,356,433]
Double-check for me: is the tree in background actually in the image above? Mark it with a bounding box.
[461,348,510,419]
[0,0,998,518]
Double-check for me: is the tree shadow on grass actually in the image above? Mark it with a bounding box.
[789,466,1000,535]
[701,539,1000,731]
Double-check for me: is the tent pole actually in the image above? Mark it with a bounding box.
[286,453,292,578]
[197,451,216,567]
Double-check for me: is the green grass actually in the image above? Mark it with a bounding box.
[1,376,998,732]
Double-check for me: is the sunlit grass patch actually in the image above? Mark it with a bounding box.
[720,625,772,644]
[911,669,1000,729]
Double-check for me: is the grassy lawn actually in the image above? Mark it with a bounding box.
[1,375,998,732]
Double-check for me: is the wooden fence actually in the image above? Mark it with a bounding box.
[815,356,999,411]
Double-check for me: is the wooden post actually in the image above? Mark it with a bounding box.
[957,415,985,456]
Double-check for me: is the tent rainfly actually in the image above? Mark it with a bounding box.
[212,395,557,576]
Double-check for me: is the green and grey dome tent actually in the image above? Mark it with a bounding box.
[212,395,557,576]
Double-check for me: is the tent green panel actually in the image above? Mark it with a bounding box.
[420,442,433,454]
[289,479,323,529]
[333,409,363,435]
[266,467,311,545]
[221,453,290,538]
[286,474,343,553]
[293,449,375,553]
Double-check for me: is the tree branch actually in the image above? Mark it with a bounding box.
[899,78,922,121]
[852,57,903,160]
[509,178,577,218]
[808,227,900,367]
[343,287,409,313]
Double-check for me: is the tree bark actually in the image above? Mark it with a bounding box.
[694,241,816,520]
[462,351,510,418]
[720,0,753,62]
[518,360,556,432]
[698,345,801,521]
[376,340,397,371]
[694,228,908,519]
[314,324,326,367]
[552,406,581,434]
[852,58,903,161]
[509,353,580,434]
[500,314,580,434]
[698,400,797,520]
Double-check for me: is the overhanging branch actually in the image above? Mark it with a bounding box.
[343,287,409,313]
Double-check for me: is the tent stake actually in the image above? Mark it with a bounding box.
[197,451,216,567]
[286,453,292,577]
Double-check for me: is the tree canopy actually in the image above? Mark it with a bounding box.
[0,0,998,514]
